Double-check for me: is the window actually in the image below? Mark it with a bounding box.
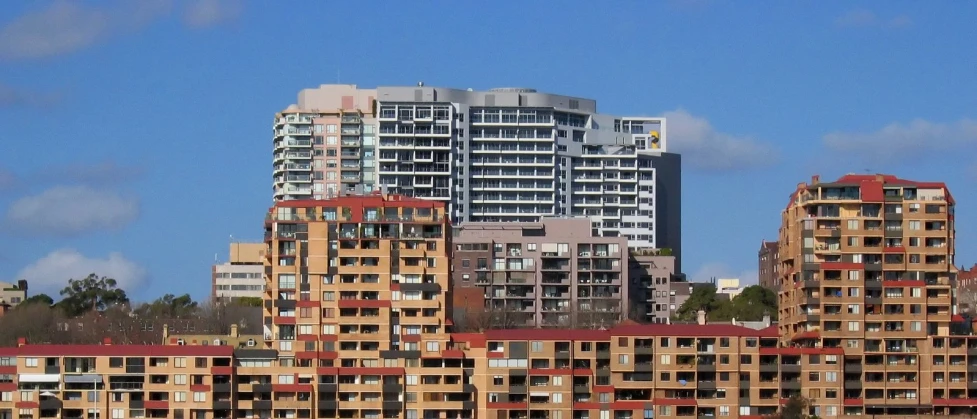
[193,392,207,402]
[719,337,730,348]
[174,392,186,402]
[825,372,837,382]
[426,341,440,352]
[720,406,730,416]
[112,409,125,419]
[659,355,670,365]
[847,220,858,230]
[618,355,629,365]
[532,341,543,353]
[553,376,562,386]
[406,375,418,385]
[174,357,186,368]
[24,358,37,367]
[174,374,186,385]
[553,393,563,403]
[527,243,537,251]
[848,322,859,332]
[848,270,860,281]
[908,221,921,230]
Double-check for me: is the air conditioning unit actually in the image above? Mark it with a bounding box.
[176,339,186,346]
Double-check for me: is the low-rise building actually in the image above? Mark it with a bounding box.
[211,243,265,301]
[0,280,27,306]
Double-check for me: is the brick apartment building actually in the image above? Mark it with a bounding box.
[450,218,630,329]
[1,180,974,419]
[758,241,779,291]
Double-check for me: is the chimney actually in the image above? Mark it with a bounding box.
[103,338,112,346]
[16,337,26,347]
[162,324,169,340]
[763,314,772,327]
[875,174,885,182]
[731,317,737,326]
[230,324,239,338]
[811,175,820,184]
[696,309,707,325]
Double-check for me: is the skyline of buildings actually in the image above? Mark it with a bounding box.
[1,173,976,419]
[272,84,682,272]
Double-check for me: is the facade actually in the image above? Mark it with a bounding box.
[776,173,958,415]
[628,250,678,324]
[276,84,682,264]
[956,264,977,312]
[273,85,378,201]
[261,193,457,418]
[0,280,27,306]
[758,240,779,291]
[450,218,629,328]
[212,243,265,301]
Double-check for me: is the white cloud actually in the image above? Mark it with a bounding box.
[182,0,242,28]
[663,109,779,171]
[0,0,239,61]
[822,118,977,161]
[16,249,147,295]
[834,9,913,29]
[0,83,61,108]
[4,186,139,236]
[689,262,758,285]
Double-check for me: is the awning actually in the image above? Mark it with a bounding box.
[18,374,60,383]
[63,375,102,384]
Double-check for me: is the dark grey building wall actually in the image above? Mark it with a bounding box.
[648,152,682,274]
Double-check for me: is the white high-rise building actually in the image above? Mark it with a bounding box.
[274,84,682,270]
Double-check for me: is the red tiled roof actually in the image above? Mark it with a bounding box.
[757,325,780,337]
[786,173,955,209]
[0,345,234,357]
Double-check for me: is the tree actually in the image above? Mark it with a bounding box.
[20,294,55,306]
[235,296,263,307]
[729,285,778,321]
[674,284,779,323]
[768,395,817,419]
[452,306,523,332]
[673,284,726,322]
[0,303,67,346]
[134,294,199,318]
[58,274,130,317]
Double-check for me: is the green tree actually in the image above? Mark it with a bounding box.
[235,297,263,307]
[134,293,199,318]
[673,284,730,322]
[770,395,817,419]
[19,294,55,306]
[57,274,130,317]
[674,284,779,323]
[729,285,779,321]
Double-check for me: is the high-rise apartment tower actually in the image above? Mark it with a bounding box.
[272,84,682,270]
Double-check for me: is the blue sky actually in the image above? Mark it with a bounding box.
[1,0,975,301]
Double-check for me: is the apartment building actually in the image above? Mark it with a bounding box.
[628,249,679,324]
[277,84,682,269]
[262,193,459,418]
[776,173,958,416]
[273,85,377,201]
[0,280,27,306]
[212,243,266,301]
[450,217,629,328]
[758,241,779,291]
